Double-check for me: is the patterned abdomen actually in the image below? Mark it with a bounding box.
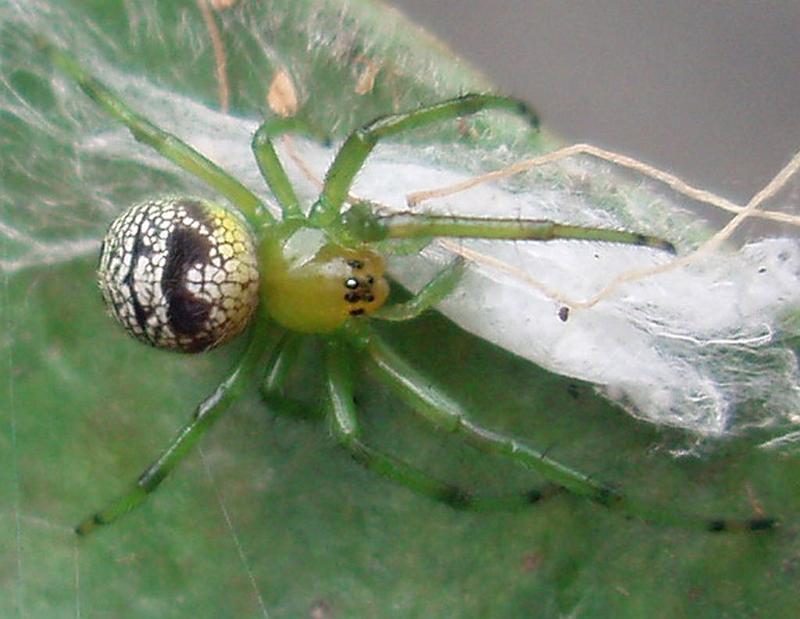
[97,198,259,352]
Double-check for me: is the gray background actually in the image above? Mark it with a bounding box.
[391,1,800,204]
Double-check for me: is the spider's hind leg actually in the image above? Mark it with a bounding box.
[74,316,274,536]
[42,38,270,227]
[323,339,563,511]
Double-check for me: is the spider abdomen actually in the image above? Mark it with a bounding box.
[259,231,389,334]
[97,197,259,352]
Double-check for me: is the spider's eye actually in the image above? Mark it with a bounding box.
[97,197,260,353]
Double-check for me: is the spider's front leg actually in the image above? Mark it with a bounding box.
[256,327,521,505]
[339,193,676,253]
[361,327,775,533]
[75,316,275,536]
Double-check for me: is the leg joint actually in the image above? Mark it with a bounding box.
[352,127,377,147]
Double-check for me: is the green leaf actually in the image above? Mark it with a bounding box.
[2,1,798,618]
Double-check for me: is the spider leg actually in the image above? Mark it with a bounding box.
[362,328,776,532]
[258,331,321,420]
[374,257,466,322]
[311,94,539,224]
[252,118,330,219]
[324,339,563,510]
[75,316,274,536]
[372,213,675,253]
[42,38,271,227]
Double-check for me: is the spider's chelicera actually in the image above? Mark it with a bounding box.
[43,38,774,536]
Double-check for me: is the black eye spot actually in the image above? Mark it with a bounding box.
[364,293,375,303]
[347,259,364,270]
[345,277,359,289]
[344,292,360,303]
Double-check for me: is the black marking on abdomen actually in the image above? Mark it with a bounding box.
[163,224,212,350]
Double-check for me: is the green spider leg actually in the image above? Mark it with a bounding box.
[373,257,466,321]
[357,325,775,533]
[252,117,330,220]
[256,264,565,512]
[259,331,562,508]
[324,338,563,510]
[259,332,319,420]
[338,201,675,251]
[75,315,275,536]
[42,38,273,228]
[49,30,672,254]
[370,213,676,253]
[310,93,539,225]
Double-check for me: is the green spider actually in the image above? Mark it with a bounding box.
[43,38,774,537]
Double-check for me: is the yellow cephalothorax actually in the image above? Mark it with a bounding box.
[259,227,389,333]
